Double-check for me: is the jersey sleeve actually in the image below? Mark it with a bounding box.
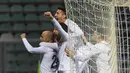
[86,42,102,55]
[73,46,92,62]
[51,18,68,41]
[73,43,102,62]
[74,42,111,62]
[22,38,53,53]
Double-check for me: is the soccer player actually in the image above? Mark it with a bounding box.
[21,31,58,73]
[66,32,112,73]
[55,7,83,37]
[55,7,85,73]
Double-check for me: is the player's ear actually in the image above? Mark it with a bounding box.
[63,14,66,19]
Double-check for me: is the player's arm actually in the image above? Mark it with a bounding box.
[66,42,102,62]
[21,33,53,53]
[85,31,104,54]
[66,47,92,62]
[86,42,103,55]
[44,12,68,41]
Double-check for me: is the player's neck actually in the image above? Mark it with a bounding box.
[59,18,66,23]
[62,18,66,22]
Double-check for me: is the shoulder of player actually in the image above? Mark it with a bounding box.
[39,42,56,51]
[40,46,54,52]
[95,42,111,52]
[39,42,57,46]
[65,19,76,24]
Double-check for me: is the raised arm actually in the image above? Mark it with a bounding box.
[21,33,53,53]
[51,18,68,41]
[44,12,68,41]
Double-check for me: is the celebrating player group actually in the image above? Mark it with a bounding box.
[21,7,112,73]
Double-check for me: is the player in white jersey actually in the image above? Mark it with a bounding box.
[66,32,112,73]
[55,7,84,73]
[21,30,59,73]
[44,11,79,73]
[55,7,83,37]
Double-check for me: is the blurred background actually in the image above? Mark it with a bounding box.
[0,0,64,73]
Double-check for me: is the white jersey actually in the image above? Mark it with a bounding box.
[51,18,75,73]
[65,19,84,51]
[22,38,58,73]
[72,45,91,73]
[65,19,84,73]
[74,41,112,73]
[65,19,83,37]
[51,18,84,73]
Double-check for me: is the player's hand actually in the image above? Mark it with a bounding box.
[93,31,97,36]
[65,48,70,57]
[82,34,87,43]
[65,48,75,57]
[21,33,26,38]
[93,31,98,41]
[44,12,53,19]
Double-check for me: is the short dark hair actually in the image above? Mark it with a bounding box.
[58,7,66,15]
[42,29,54,33]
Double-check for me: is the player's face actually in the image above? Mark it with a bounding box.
[93,35,101,42]
[93,34,98,42]
[40,31,49,42]
[55,9,66,22]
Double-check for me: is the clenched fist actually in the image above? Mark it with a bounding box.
[44,12,53,19]
[21,33,26,38]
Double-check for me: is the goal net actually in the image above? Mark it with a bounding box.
[64,0,118,73]
[115,0,130,73]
